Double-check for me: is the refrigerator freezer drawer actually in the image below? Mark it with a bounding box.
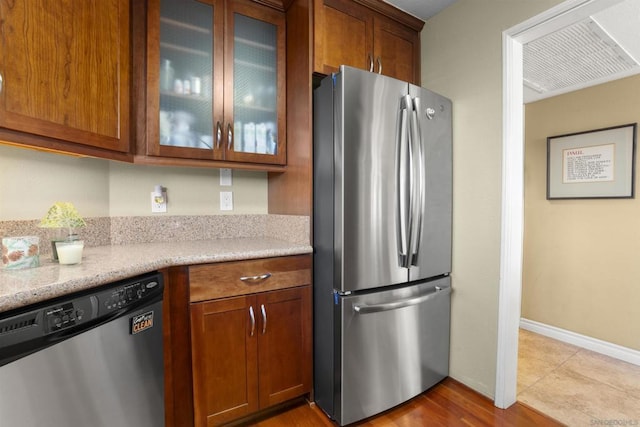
[338,277,451,425]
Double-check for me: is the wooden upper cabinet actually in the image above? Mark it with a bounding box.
[140,0,286,169]
[373,14,420,85]
[313,0,423,84]
[313,0,373,75]
[0,0,130,153]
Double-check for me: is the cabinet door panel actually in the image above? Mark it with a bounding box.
[374,15,420,84]
[146,0,223,160]
[225,0,286,165]
[191,296,258,426]
[314,0,373,75]
[143,0,285,166]
[0,0,129,152]
[257,286,312,408]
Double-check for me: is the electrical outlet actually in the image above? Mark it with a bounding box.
[220,191,233,211]
[151,191,167,213]
[220,168,232,186]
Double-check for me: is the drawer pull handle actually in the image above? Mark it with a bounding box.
[249,305,255,337]
[240,273,272,282]
[261,304,267,334]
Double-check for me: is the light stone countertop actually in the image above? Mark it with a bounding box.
[0,238,312,313]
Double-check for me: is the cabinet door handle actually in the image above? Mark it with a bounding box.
[216,121,222,149]
[377,57,382,74]
[249,305,255,337]
[240,273,272,282]
[0,73,3,93]
[260,304,267,334]
[368,54,374,72]
[227,123,233,150]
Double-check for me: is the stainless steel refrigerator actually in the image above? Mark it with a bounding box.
[313,66,452,426]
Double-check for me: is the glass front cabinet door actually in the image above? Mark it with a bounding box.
[146,0,286,166]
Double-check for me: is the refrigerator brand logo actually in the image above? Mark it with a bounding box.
[131,311,154,335]
[426,107,436,120]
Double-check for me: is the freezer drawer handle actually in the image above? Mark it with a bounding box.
[352,286,451,314]
[240,273,272,282]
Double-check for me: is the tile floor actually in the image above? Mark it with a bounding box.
[517,329,640,426]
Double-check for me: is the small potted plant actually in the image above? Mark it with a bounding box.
[39,202,86,263]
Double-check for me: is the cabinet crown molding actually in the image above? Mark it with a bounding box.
[353,0,425,31]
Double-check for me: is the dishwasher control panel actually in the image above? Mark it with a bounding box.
[98,279,161,313]
[44,299,96,333]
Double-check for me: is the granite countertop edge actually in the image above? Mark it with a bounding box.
[0,237,313,313]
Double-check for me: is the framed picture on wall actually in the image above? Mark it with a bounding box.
[547,123,637,199]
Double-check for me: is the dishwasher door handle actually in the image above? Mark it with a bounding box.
[353,286,451,314]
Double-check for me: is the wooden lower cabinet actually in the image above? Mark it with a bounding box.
[190,285,311,427]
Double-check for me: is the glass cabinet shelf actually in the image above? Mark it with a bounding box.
[234,36,275,51]
[234,58,275,73]
[160,42,210,58]
[160,16,210,34]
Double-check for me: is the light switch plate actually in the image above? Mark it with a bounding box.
[220,191,233,211]
[220,168,232,186]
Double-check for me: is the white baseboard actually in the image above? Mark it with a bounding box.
[520,318,640,367]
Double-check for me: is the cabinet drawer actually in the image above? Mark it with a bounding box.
[189,255,311,302]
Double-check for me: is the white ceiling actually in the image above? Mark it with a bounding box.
[382,0,457,20]
[384,0,640,104]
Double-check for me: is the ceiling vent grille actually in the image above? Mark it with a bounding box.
[524,20,638,94]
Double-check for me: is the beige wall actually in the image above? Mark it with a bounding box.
[421,0,563,398]
[523,74,640,351]
[0,144,268,221]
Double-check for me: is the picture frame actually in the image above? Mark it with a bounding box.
[547,123,637,199]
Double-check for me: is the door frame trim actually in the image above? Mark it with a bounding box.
[495,0,623,408]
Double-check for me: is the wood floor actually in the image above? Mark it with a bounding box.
[241,378,563,426]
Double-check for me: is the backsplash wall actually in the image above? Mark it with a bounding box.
[0,215,310,256]
[0,144,268,221]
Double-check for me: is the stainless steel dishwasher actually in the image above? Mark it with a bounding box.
[0,271,165,427]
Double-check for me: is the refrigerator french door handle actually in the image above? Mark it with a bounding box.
[397,95,412,268]
[409,97,425,265]
[353,286,451,314]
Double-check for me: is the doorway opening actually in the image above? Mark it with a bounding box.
[496,0,636,409]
